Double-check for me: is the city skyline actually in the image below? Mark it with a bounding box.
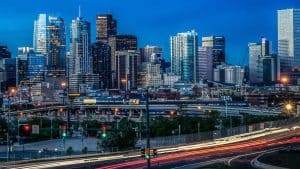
[0,0,299,66]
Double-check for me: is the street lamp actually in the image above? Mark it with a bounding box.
[281,76,289,85]
[285,103,293,114]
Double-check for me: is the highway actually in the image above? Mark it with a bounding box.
[3,125,300,169]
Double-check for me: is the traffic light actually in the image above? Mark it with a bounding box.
[62,132,67,140]
[153,149,158,157]
[21,124,31,136]
[100,125,107,139]
[140,148,145,157]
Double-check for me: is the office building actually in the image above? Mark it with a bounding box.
[197,46,213,82]
[70,17,92,74]
[0,46,11,59]
[16,47,33,85]
[171,30,198,82]
[138,62,162,88]
[115,50,139,90]
[202,36,225,67]
[261,55,279,84]
[140,45,163,63]
[69,74,99,94]
[96,14,117,43]
[278,9,300,72]
[33,14,48,54]
[27,53,46,83]
[91,42,112,89]
[248,38,270,84]
[109,35,138,88]
[4,58,17,89]
[47,16,66,73]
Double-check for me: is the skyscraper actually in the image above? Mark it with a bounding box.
[33,14,47,54]
[116,50,139,90]
[202,36,226,67]
[47,16,66,73]
[171,30,198,82]
[109,35,138,88]
[96,14,117,43]
[248,38,270,84]
[0,46,11,59]
[4,58,16,89]
[197,47,213,82]
[261,55,279,84]
[278,9,300,72]
[16,47,33,84]
[70,17,91,75]
[91,42,112,89]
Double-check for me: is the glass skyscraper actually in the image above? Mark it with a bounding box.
[170,30,198,82]
[33,14,47,54]
[278,9,300,72]
[70,17,91,75]
[47,16,66,73]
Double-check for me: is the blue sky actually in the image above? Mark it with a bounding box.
[0,0,299,65]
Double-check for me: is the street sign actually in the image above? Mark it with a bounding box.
[32,125,39,134]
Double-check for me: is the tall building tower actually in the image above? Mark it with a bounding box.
[278,9,300,72]
[33,14,48,54]
[109,35,138,88]
[91,42,112,89]
[170,30,198,82]
[47,16,66,74]
[0,46,11,59]
[202,36,225,67]
[96,14,117,43]
[16,47,33,85]
[116,50,139,90]
[197,47,213,82]
[70,17,91,75]
[248,38,271,84]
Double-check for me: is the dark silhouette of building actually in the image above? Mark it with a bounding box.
[91,42,112,89]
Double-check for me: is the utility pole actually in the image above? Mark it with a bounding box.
[146,89,151,169]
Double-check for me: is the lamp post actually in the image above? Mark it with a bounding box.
[5,88,17,161]
[145,89,150,169]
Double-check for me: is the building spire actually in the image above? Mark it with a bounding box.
[79,5,81,18]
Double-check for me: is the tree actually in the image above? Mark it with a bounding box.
[66,146,74,155]
[101,118,137,151]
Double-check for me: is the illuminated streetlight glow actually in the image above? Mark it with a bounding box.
[285,103,293,111]
[281,76,289,84]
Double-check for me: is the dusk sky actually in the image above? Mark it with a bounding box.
[0,0,299,65]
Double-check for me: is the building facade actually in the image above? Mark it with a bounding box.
[278,9,300,72]
[197,46,213,82]
[171,30,198,83]
[214,65,244,85]
[91,42,112,89]
[109,35,138,88]
[115,50,139,90]
[202,36,225,67]
[33,14,47,54]
[96,14,117,43]
[46,16,66,74]
[248,38,270,84]
[70,17,92,75]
